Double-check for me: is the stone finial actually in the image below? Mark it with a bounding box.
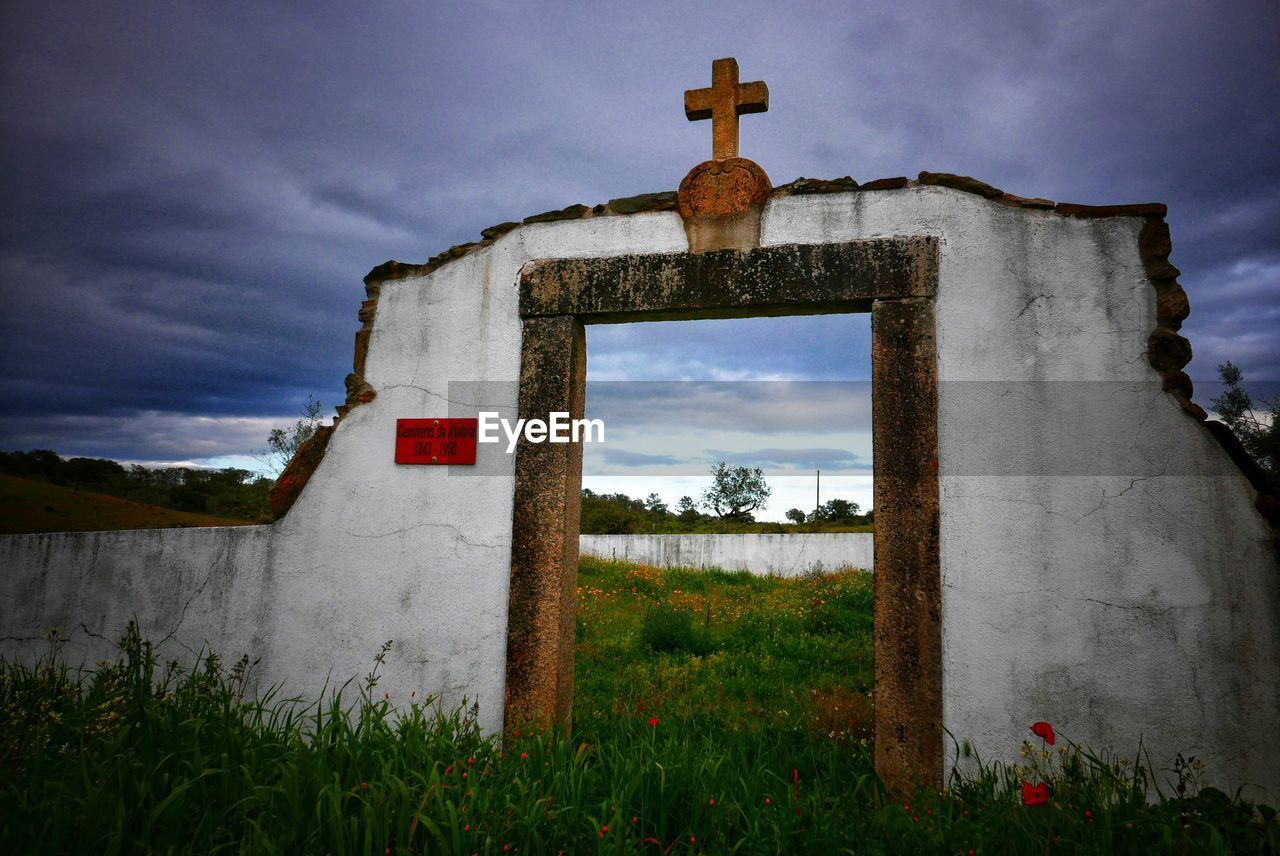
[678,58,772,253]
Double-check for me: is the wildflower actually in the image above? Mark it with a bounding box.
[709,798,715,805]
[464,825,470,832]
[521,753,528,760]
[1030,721,1056,746]
[1020,781,1049,806]
[765,797,772,805]
[648,716,659,727]
[599,825,609,836]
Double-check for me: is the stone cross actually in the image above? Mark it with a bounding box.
[684,57,769,160]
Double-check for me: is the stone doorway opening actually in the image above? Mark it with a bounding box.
[573,311,874,753]
[578,312,874,535]
[502,240,942,791]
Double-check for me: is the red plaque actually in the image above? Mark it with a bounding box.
[395,418,478,465]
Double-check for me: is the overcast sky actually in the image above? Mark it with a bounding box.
[1,0,1276,519]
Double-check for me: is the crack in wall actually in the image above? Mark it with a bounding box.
[1,621,113,645]
[380,383,511,411]
[343,523,505,551]
[156,537,229,651]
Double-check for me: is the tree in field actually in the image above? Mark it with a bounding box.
[819,498,861,523]
[701,461,771,521]
[256,396,324,477]
[579,488,648,534]
[644,492,669,515]
[785,508,807,525]
[1211,362,1279,488]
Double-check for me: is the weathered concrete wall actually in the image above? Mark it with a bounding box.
[579,533,873,575]
[0,526,273,674]
[0,212,688,734]
[759,187,1278,798]
[1,182,1275,797]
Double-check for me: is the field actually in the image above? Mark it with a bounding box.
[574,556,875,745]
[1,558,1274,853]
[0,474,254,534]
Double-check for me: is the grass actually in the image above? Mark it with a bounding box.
[1,558,1275,853]
[574,556,874,744]
[0,474,255,534]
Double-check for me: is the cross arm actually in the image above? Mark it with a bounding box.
[736,80,768,114]
[684,87,714,121]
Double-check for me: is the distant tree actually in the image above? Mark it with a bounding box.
[644,492,669,515]
[701,461,771,521]
[820,498,861,523]
[63,457,125,493]
[676,496,698,517]
[785,508,807,525]
[257,396,324,477]
[580,488,648,534]
[1212,362,1279,488]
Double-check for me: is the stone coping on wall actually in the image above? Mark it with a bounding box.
[265,172,1276,526]
[361,172,1173,289]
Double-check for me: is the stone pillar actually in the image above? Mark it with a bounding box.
[872,297,942,795]
[504,315,587,732]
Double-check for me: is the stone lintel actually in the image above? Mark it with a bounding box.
[520,239,937,322]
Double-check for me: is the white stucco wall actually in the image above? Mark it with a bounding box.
[1,184,1275,797]
[580,533,873,576]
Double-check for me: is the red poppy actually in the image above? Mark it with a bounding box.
[648,716,659,728]
[1021,781,1049,806]
[1030,721,1056,745]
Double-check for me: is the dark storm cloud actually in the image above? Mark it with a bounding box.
[1,0,1276,464]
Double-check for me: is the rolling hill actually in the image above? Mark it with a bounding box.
[0,474,258,534]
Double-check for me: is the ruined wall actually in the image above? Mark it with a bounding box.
[759,186,1277,799]
[1,180,1274,797]
[579,533,874,576]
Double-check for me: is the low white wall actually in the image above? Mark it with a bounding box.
[579,533,873,576]
[0,526,274,678]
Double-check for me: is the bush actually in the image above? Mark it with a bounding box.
[639,605,713,656]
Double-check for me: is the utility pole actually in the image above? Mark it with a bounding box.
[814,469,820,532]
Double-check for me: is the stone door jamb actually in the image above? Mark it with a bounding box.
[504,239,941,793]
